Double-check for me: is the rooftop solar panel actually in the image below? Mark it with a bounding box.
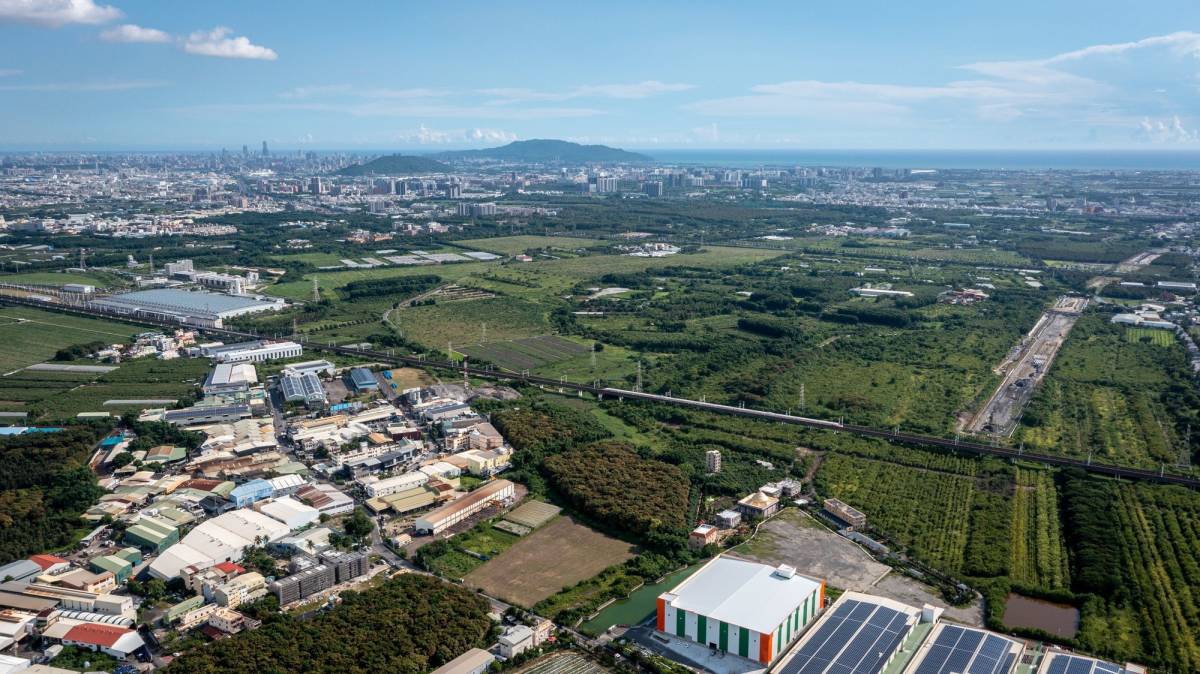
[777,599,912,674]
[909,625,1021,674]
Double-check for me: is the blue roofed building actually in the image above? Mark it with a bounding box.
[229,479,273,508]
[348,368,379,392]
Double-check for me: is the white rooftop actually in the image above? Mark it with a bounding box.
[662,556,821,634]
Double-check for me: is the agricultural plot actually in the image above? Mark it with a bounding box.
[814,454,975,573]
[0,307,138,372]
[517,653,611,674]
[457,235,605,255]
[1124,327,1175,346]
[459,336,587,371]
[464,516,636,607]
[1007,468,1070,590]
[1017,315,1188,468]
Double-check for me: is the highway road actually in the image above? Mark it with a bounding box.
[4,293,1198,489]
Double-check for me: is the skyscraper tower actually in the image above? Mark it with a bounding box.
[261,140,269,157]
[242,144,249,158]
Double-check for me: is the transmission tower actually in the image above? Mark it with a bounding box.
[481,322,487,344]
[636,360,643,392]
[590,341,597,368]
[79,248,86,270]
[311,278,320,302]
[148,252,154,275]
[799,383,805,412]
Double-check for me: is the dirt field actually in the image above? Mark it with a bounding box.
[729,509,889,592]
[730,508,983,626]
[384,367,436,389]
[465,516,636,607]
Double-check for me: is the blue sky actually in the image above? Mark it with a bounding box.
[1,0,1199,150]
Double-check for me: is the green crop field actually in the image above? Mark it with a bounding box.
[456,235,605,255]
[1124,327,1175,346]
[1018,315,1191,468]
[0,306,141,372]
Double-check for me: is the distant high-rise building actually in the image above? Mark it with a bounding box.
[309,177,324,195]
[242,144,249,158]
[593,176,618,193]
[706,450,722,474]
[447,184,462,199]
[1046,196,1058,211]
[261,141,269,157]
[396,180,409,196]
[643,181,664,198]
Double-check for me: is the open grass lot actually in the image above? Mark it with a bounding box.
[456,235,605,255]
[0,306,140,372]
[1017,314,1191,468]
[0,270,121,287]
[459,335,587,371]
[399,296,553,348]
[464,516,636,607]
[425,522,522,579]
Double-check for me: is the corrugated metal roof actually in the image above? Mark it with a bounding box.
[662,556,821,634]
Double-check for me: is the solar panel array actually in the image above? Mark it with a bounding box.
[1043,653,1125,674]
[910,624,1020,674]
[775,599,911,674]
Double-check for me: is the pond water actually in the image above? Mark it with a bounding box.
[1002,593,1079,639]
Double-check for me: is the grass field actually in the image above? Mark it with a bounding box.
[0,271,119,287]
[579,563,702,636]
[425,522,522,579]
[465,516,636,607]
[397,296,553,349]
[1124,327,1175,346]
[458,335,587,371]
[456,235,605,255]
[0,306,140,372]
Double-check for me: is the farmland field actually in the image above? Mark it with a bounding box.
[0,306,141,372]
[396,296,552,348]
[1017,315,1191,468]
[1124,327,1175,346]
[814,453,975,573]
[456,235,605,255]
[1007,468,1070,590]
[517,653,611,674]
[464,516,636,607]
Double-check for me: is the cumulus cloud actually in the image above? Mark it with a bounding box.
[481,80,694,104]
[390,125,518,145]
[181,27,277,61]
[100,23,169,43]
[0,0,119,26]
[1137,116,1198,144]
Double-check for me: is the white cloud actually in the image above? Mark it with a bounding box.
[281,85,446,100]
[389,125,518,145]
[0,79,165,92]
[481,80,694,104]
[0,68,20,77]
[1137,115,1198,144]
[0,0,119,26]
[100,23,169,43]
[181,27,277,61]
[687,32,1200,146]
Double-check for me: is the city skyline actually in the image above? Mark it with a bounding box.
[1,0,1199,150]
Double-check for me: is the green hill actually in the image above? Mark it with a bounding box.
[336,155,450,176]
[435,139,651,163]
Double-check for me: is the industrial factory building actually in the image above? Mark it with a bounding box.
[414,479,514,535]
[90,288,284,327]
[657,556,825,665]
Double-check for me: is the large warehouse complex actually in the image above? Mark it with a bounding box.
[657,556,825,665]
[901,622,1024,674]
[90,288,284,327]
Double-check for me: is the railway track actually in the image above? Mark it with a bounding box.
[5,293,1198,489]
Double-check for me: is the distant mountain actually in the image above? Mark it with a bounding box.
[336,155,450,176]
[434,139,652,164]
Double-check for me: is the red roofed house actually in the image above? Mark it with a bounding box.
[62,622,146,658]
[213,562,245,576]
[28,554,70,575]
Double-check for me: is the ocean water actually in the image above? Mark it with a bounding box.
[638,149,1200,171]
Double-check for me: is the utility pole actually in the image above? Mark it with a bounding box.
[481,322,486,344]
[148,252,153,275]
[636,360,643,393]
[799,383,806,412]
[79,248,86,270]
[590,341,597,369]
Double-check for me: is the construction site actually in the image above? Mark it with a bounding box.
[966,295,1088,438]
